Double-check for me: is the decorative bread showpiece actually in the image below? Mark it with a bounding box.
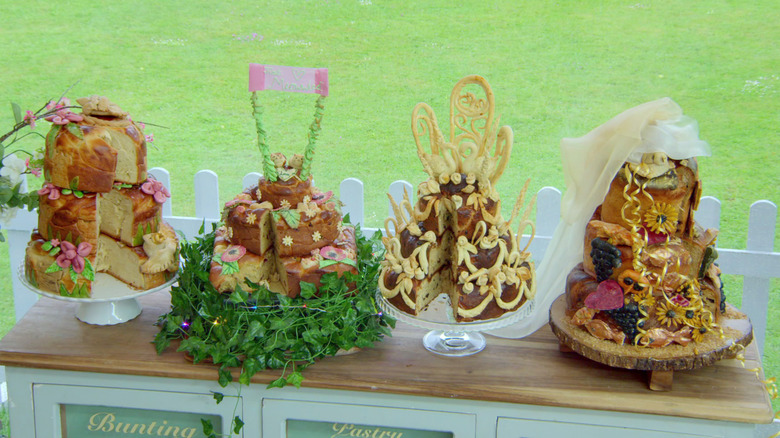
[379,75,536,322]
[560,99,726,348]
[25,96,178,298]
[43,95,146,193]
[208,79,358,298]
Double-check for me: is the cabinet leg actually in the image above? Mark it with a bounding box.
[648,370,674,391]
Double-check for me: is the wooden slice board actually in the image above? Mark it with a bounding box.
[548,294,754,390]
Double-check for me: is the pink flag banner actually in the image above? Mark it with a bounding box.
[249,64,329,96]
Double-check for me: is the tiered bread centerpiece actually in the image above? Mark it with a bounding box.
[379,75,536,322]
[547,98,752,388]
[24,96,179,297]
[208,93,358,297]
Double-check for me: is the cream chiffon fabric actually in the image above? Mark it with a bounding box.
[490,97,710,339]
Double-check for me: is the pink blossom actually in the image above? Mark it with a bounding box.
[55,241,92,273]
[38,183,61,200]
[24,110,36,129]
[45,98,70,110]
[145,133,154,143]
[50,239,60,247]
[140,178,171,204]
[25,157,42,177]
[45,109,83,125]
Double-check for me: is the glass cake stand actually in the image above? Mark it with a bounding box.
[377,291,534,357]
[18,263,178,325]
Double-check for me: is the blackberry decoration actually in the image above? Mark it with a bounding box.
[591,238,622,282]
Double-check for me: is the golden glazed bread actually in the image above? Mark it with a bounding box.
[379,76,536,322]
[209,160,357,298]
[43,98,147,193]
[564,158,724,347]
[25,96,178,298]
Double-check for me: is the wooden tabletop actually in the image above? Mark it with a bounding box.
[0,291,773,424]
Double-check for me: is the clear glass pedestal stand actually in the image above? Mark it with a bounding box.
[19,263,178,325]
[377,291,534,357]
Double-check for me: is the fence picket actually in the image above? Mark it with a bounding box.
[194,170,220,221]
[340,178,365,228]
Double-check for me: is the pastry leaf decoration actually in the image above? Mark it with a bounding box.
[272,209,301,229]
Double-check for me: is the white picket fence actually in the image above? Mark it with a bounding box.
[3,168,779,357]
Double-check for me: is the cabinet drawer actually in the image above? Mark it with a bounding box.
[263,398,475,438]
[32,383,239,438]
[497,417,718,438]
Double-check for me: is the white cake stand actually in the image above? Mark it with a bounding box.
[18,263,178,325]
[376,291,534,357]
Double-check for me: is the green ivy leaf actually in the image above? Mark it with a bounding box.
[233,416,244,434]
[200,419,215,437]
[49,246,61,256]
[217,367,232,387]
[45,262,62,274]
[41,241,53,251]
[266,377,286,389]
[286,371,304,388]
[211,392,224,404]
[245,320,265,339]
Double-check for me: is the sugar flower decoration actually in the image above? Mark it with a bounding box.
[656,301,684,328]
[56,241,92,273]
[643,202,678,235]
[312,231,322,242]
[280,199,291,209]
[44,109,83,126]
[246,212,257,225]
[37,182,61,200]
[282,235,294,247]
[320,245,346,262]
[220,245,246,263]
[140,178,171,204]
[312,190,333,205]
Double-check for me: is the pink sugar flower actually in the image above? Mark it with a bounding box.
[45,109,84,125]
[140,178,171,204]
[320,245,346,262]
[145,133,154,143]
[55,241,92,273]
[38,183,61,200]
[313,190,333,205]
[24,110,36,129]
[220,245,246,263]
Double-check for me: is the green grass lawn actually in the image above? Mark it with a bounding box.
[1,0,778,411]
